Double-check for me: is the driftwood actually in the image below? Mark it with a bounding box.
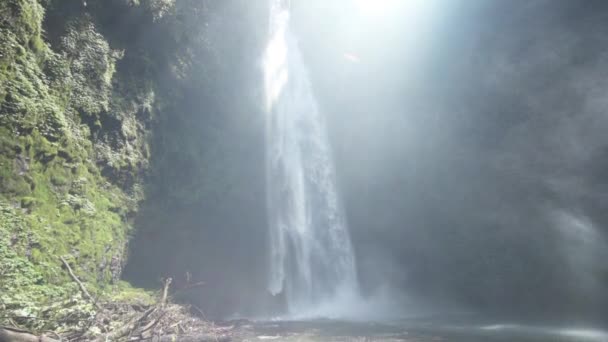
[1,267,226,342]
[60,256,101,309]
[0,327,58,342]
[89,276,232,342]
[160,278,172,308]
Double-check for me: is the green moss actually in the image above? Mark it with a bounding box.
[0,0,44,46]
[3,177,32,196]
[0,0,157,331]
[109,281,155,305]
[28,34,45,54]
[20,196,37,208]
[0,5,109,326]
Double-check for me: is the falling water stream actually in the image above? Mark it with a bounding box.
[263,0,359,316]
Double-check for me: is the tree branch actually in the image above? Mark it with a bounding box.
[59,256,101,309]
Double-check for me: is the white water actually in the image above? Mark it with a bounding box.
[263,0,359,316]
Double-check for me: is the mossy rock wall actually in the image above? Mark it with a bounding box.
[1,0,266,324]
[0,0,153,323]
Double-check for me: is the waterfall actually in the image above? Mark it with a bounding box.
[263,0,359,316]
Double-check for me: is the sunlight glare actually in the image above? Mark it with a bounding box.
[355,0,399,16]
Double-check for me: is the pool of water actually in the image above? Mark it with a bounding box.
[242,318,608,341]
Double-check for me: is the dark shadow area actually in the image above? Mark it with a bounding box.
[122,1,271,319]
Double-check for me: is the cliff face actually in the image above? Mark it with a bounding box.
[0,0,156,320]
[0,0,267,325]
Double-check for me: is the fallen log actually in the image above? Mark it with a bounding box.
[0,327,58,342]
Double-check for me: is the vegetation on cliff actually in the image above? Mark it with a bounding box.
[0,0,156,330]
[0,0,264,335]
[0,0,220,332]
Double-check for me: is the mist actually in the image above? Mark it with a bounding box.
[5,0,608,340]
[281,0,608,322]
[125,0,608,329]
